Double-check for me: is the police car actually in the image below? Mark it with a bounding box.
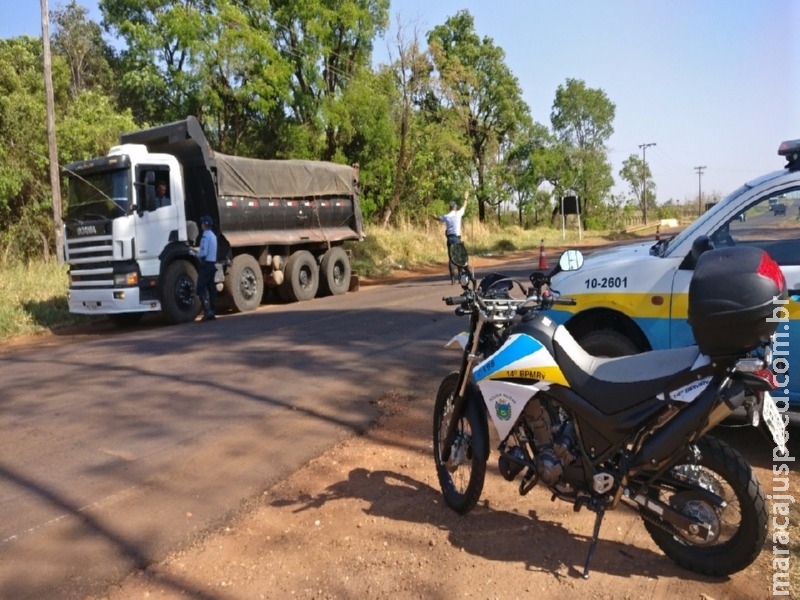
[549,139,800,424]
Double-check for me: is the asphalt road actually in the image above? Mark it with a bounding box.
[0,257,540,599]
[3,242,795,598]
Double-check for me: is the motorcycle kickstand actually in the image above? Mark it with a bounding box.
[582,504,606,579]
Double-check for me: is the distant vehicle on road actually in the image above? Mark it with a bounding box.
[772,202,787,215]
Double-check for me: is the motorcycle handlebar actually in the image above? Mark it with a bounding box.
[442,285,577,317]
[554,297,577,306]
[443,294,468,306]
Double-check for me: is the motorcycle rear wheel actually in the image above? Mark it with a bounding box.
[433,372,488,515]
[641,435,767,576]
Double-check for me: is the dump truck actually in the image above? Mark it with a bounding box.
[62,116,364,326]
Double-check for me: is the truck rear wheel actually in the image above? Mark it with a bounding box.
[319,246,351,296]
[281,250,319,302]
[162,260,201,324]
[225,254,264,313]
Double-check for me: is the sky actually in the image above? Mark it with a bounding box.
[2,0,799,204]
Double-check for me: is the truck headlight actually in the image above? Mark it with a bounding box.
[114,272,139,286]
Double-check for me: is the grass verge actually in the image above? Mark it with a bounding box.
[0,221,636,343]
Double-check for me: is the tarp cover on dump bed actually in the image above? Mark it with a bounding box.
[214,154,356,200]
[121,116,358,200]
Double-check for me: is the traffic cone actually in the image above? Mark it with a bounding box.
[655,226,661,242]
[538,239,548,269]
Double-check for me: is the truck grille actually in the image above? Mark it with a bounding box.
[65,233,115,287]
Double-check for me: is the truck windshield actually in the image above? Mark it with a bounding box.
[65,169,130,221]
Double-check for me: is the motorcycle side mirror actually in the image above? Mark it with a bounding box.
[134,171,156,216]
[691,235,715,262]
[558,249,584,272]
[448,240,469,268]
[530,250,583,289]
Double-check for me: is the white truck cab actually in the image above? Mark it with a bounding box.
[64,145,193,325]
[549,139,800,422]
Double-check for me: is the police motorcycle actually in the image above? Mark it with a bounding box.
[433,239,786,578]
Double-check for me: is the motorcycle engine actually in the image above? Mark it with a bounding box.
[525,398,577,486]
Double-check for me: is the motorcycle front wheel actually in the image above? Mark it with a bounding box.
[433,372,488,515]
[641,435,767,576]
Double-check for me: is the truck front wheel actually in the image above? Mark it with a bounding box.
[225,254,264,313]
[281,250,319,302]
[162,260,201,324]
[319,246,351,296]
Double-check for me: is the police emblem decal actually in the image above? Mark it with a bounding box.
[495,400,512,421]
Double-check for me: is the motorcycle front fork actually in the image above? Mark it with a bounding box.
[441,350,482,463]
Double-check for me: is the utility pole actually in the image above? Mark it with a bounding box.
[639,142,656,224]
[40,0,64,264]
[694,165,706,216]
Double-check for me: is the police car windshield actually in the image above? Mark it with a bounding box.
[662,183,752,258]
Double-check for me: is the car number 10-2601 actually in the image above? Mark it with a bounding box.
[584,276,628,289]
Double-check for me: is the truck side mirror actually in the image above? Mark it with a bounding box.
[141,171,156,214]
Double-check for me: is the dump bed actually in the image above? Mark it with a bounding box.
[120,117,364,246]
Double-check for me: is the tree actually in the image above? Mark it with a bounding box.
[102,0,390,161]
[549,78,615,222]
[330,66,396,221]
[0,37,65,260]
[501,119,553,227]
[270,0,390,160]
[427,10,530,222]
[51,0,114,98]
[619,153,656,216]
[371,16,433,225]
[101,0,291,152]
[0,36,136,260]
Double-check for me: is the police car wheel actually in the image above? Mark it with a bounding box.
[578,328,640,357]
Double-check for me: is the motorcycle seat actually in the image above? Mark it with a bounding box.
[552,326,701,414]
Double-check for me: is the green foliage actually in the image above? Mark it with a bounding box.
[348,220,604,279]
[52,1,115,98]
[59,92,137,162]
[0,37,69,260]
[0,4,637,260]
[0,32,136,261]
[0,259,89,339]
[502,119,554,226]
[549,78,616,219]
[427,10,530,222]
[619,153,656,215]
[584,194,632,231]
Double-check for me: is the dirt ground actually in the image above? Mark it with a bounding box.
[95,388,799,600]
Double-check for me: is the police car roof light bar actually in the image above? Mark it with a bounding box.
[778,139,800,171]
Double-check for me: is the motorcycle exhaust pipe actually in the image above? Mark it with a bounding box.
[701,402,733,436]
[699,378,750,436]
[631,377,736,470]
